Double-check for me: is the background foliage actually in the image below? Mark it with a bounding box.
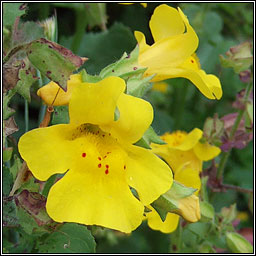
[3,2,253,253]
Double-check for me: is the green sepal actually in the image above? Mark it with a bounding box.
[134,126,166,149]
[99,45,146,80]
[126,73,153,97]
[80,69,102,83]
[199,201,215,222]
[152,181,197,221]
[226,232,253,253]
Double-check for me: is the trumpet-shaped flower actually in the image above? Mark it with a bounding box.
[135,4,222,99]
[151,128,221,173]
[18,76,173,233]
[146,166,201,233]
[37,74,82,106]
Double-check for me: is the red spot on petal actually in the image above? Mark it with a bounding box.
[103,155,107,159]
[106,165,109,169]
[102,134,105,137]
[98,163,102,168]
[82,153,86,157]
[105,169,109,174]
[124,165,126,170]
[98,157,102,161]
[191,59,194,63]
[107,152,111,154]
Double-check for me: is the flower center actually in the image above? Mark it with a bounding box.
[162,131,187,147]
[69,124,127,176]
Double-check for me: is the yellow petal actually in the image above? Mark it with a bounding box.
[177,194,201,222]
[69,76,126,126]
[146,206,180,233]
[18,124,74,181]
[46,168,144,233]
[174,167,201,195]
[134,31,150,55]
[37,74,82,106]
[125,145,173,205]
[149,4,185,42]
[104,93,153,144]
[194,141,221,161]
[149,65,222,100]
[173,128,203,151]
[153,148,202,173]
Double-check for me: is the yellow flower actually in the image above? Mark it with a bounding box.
[151,128,221,173]
[146,167,201,233]
[134,4,222,100]
[18,76,173,233]
[37,74,82,106]
[152,81,168,93]
[119,3,147,8]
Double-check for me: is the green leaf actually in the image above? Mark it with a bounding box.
[220,203,237,224]
[3,91,16,119]
[37,223,96,253]
[26,38,86,91]
[187,222,212,239]
[3,199,19,227]
[16,65,39,102]
[41,174,58,197]
[3,3,26,27]
[84,3,107,29]
[51,106,69,125]
[226,232,253,253]
[10,155,22,180]
[3,166,13,196]
[246,102,253,124]
[3,147,13,162]
[200,201,215,222]
[13,21,45,47]
[80,69,102,83]
[16,207,39,235]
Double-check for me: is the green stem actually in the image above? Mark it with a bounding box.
[24,100,29,132]
[217,82,252,179]
[71,9,88,53]
[173,81,188,130]
[169,220,182,253]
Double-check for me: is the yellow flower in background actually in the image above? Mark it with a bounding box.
[119,3,147,8]
[152,81,168,93]
[134,4,222,100]
[37,74,82,106]
[146,167,201,233]
[151,128,221,173]
[19,76,173,233]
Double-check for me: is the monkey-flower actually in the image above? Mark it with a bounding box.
[18,76,173,233]
[135,4,222,99]
[151,128,221,173]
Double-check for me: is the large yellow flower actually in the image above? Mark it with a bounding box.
[135,4,222,100]
[18,76,173,233]
[146,166,201,233]
[151,128,221,173]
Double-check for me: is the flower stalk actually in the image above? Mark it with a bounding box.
[217,81,253,179]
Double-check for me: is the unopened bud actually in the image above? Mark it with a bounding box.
[226,232,253,253]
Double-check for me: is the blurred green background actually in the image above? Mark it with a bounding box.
[9,2,253,253]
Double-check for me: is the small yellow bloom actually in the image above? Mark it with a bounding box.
[135,4,222,99]
[151,128,221,173]
[19,76,173,233]
[37,74,82,106]
[119,3,147,8]
[146,167,201,233]
[152,82,168,93]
